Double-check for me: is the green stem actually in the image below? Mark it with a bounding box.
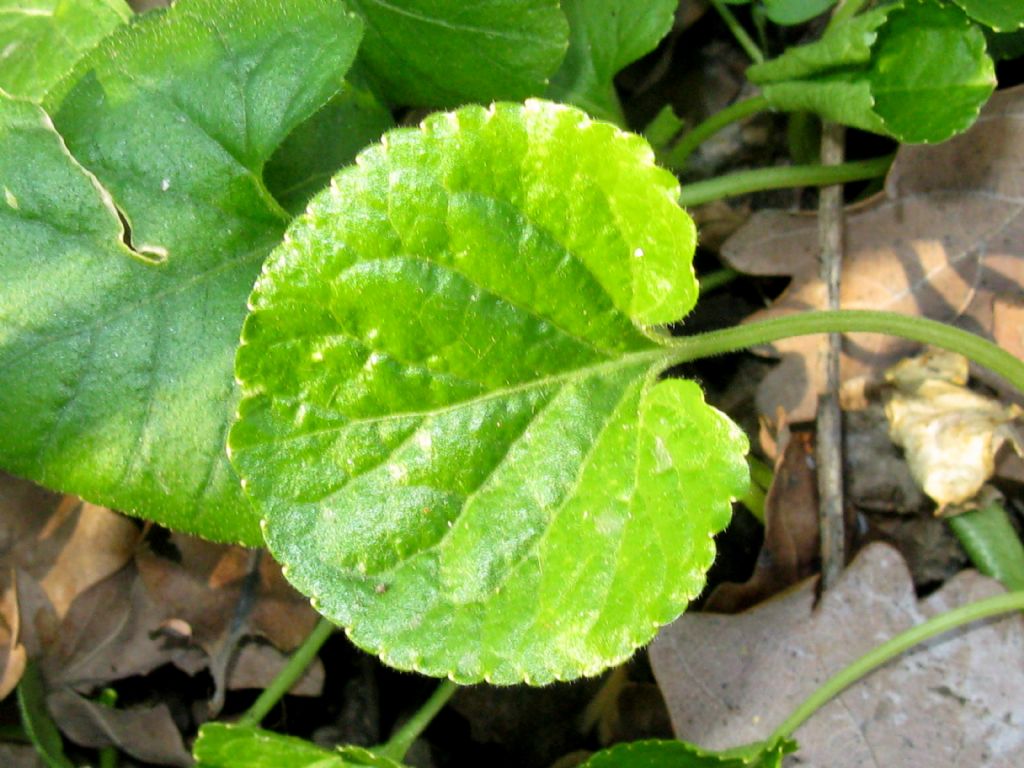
[671,310,1024,396]
[708,0,765,64]
[948,500,1024,592]
[828,0,869,31]
[677,153,894,207]
[376,680,459,762]
[668,96,770,170]
[237,617,334,727]
[748,455,774,494]
[768,590,1024,743]
[739,479,766,523]
[698,268,740,296]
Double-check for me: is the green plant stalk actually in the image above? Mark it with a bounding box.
[668,95,770,169]
[376,680,459,761]
[949,500,1024,592]
[677,153,894,207]
[707,0,765,64]
[698,267,740,296]
[748,455,774,494]
[672,310,1024,396]
[237,617,334,727]
[828,0,870,31]
[739,479,766,523]
[767,589,1024,743]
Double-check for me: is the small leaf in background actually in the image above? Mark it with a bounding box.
[231,100,749,684]
[580,738,796,767]
[650,543,1024,766]
[546,0,676,123]
[0,0,130,101]
[762,0,837,26]
[345,0,568,107]
[748,0,996,143]
[721,84,1024,421]
[0,0,365,545]
[265,82,395,216]
[194,723,406,768]
[951,0,1024,32]
[884,348,1022,509]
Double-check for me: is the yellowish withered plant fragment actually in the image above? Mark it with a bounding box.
[884,349,1022,510]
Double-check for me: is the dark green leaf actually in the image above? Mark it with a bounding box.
[231,100,749,684]
[749,0,996,143]
[265,82,395,215]
[0,0,363,545]
[0,0,130,101]
[345,0,569,107]
[194,723,406,768]
[17,661,74,768]
[580,738,797,767]
[546,0,676,123]
[951,0,1024,32]
[986,27,1024,59]
[762,0,837,26]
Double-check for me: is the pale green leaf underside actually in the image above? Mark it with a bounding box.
[0,0,130,101]
[346,0,569,107]
[0,0,363,544]
[194,724,405,768]
[231,100,748,684]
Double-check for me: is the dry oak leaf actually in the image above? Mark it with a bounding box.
[721,84,1024,422]
[650,542,1024,768]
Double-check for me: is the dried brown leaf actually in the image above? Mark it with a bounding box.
[704,431,820,612]
[650,543,1024,767]
[721,85,1024,421]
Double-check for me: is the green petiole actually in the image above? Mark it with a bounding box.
[375,680,459,762]
[668,95,771,169]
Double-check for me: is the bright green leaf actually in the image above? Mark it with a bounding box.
[344,0,569,107]
[951,0,1024,32]
[868,0,995,142]
[265,81,395,215]
[580,739,797,767]
[0,0,364,545]
[0,0,130,101]
[194,724,406,768]
[17,661,74,768]
[749,0,996,143]
[231,100,749,685]
[762,0,837,26]
[546,0,676,123]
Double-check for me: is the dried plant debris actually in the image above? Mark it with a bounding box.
[884,348,1022,510]
[650,543,1024,768]
[721,85,1024,421]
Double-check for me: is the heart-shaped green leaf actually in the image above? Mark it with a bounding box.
[0,0,364,545]
[0,0,130,101]
[748,0,996,143]
[194,724,406,768]
[345,0,569,107]
[231,100,749,684]
[951,0,1024,32]
[546,0,676,123]
[580,738,797,767]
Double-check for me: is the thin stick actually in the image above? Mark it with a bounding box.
[816,121,846,590]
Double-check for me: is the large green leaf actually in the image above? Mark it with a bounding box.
[951,0,1024,32]
[194,724,406,768]
[231,100,749,684]
[580,739,796,767]
[748,0,996,143]
[0,0,130,101]
[0,0,364,545]
[546,0,676,123]
[762,0,837,25]
[344,0,569,107]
